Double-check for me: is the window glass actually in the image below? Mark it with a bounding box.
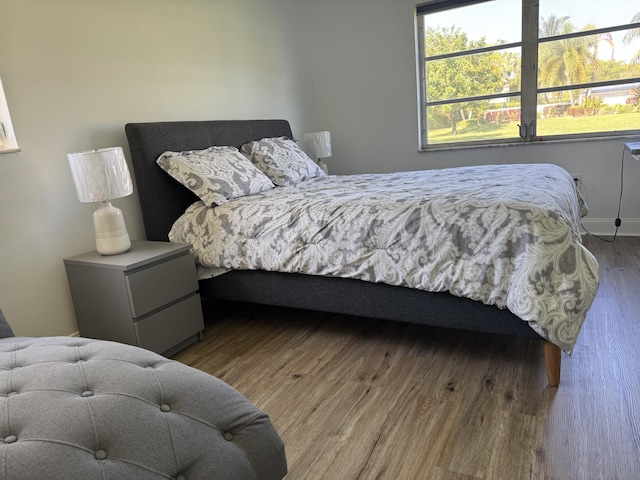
[425,0,521,53]
[425,48,521,103]
[539,32,640,88]
[539,0,639,38]
[418,0,640,149]
[536,88,640,138]
[535,2,640,140]
[427,97,521,145]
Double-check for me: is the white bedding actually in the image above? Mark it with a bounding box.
[170,163,599,353]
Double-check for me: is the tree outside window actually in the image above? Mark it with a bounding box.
[417,0,640,148]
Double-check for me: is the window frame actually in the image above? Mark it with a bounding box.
[416,0,640,150]
[0,75,20,154]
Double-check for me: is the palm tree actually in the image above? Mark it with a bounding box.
[539,14,571,38]
[538,15,600,105]
[623,12,640,65]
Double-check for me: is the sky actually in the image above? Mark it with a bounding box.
[428,0,639,61]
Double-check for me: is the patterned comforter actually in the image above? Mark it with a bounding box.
[170,163,600,353]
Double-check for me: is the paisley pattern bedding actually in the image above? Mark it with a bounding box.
[169,163,599,353]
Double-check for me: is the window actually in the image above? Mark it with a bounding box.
[0,75,19,153]
[416,0,640,149]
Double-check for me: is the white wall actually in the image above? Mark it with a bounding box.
[0,0,316,335]
[1,0,638,336]
[305,0,640,233]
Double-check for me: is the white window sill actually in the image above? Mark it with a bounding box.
[0,147,21,154]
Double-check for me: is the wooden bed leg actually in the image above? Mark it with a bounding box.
[543,341,561,387]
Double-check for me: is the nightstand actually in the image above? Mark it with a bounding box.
[64,240,205,357]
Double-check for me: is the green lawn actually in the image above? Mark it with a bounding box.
[428,112,640,144]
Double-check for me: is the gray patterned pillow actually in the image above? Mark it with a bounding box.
[241,137,327,186]
[157,146,274,207]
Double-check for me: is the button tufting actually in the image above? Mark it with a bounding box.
[0,337,286,479]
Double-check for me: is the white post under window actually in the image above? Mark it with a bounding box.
[0,75,20,153]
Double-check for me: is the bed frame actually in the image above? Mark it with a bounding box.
[125,119,561,386]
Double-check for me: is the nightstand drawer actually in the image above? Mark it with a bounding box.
[134,294,204,354]
[126,253,198,318]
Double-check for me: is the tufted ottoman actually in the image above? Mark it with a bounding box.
[0,334,287,480]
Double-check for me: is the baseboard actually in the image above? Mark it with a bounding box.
[581,218,640,237]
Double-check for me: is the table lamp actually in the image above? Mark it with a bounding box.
[67,146,133,255]
[302,131,332,173]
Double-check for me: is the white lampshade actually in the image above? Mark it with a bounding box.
[67,147,133,255]
[68,147,133,202]
[303,131,332,159]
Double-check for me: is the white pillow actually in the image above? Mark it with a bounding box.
[241,137,327,186]
[157,146,274,207]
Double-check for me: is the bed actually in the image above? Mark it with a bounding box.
[125,119,600,387]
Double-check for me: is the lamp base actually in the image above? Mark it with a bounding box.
[317,158,328,174]
[94,202,131,255]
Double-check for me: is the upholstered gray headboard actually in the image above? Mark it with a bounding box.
[125,119,293,242]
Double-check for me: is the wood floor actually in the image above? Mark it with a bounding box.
[173,236,640,480]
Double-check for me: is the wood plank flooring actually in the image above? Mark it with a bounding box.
[173,236,640,479]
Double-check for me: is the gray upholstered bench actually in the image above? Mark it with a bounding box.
[0,308,287,479]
